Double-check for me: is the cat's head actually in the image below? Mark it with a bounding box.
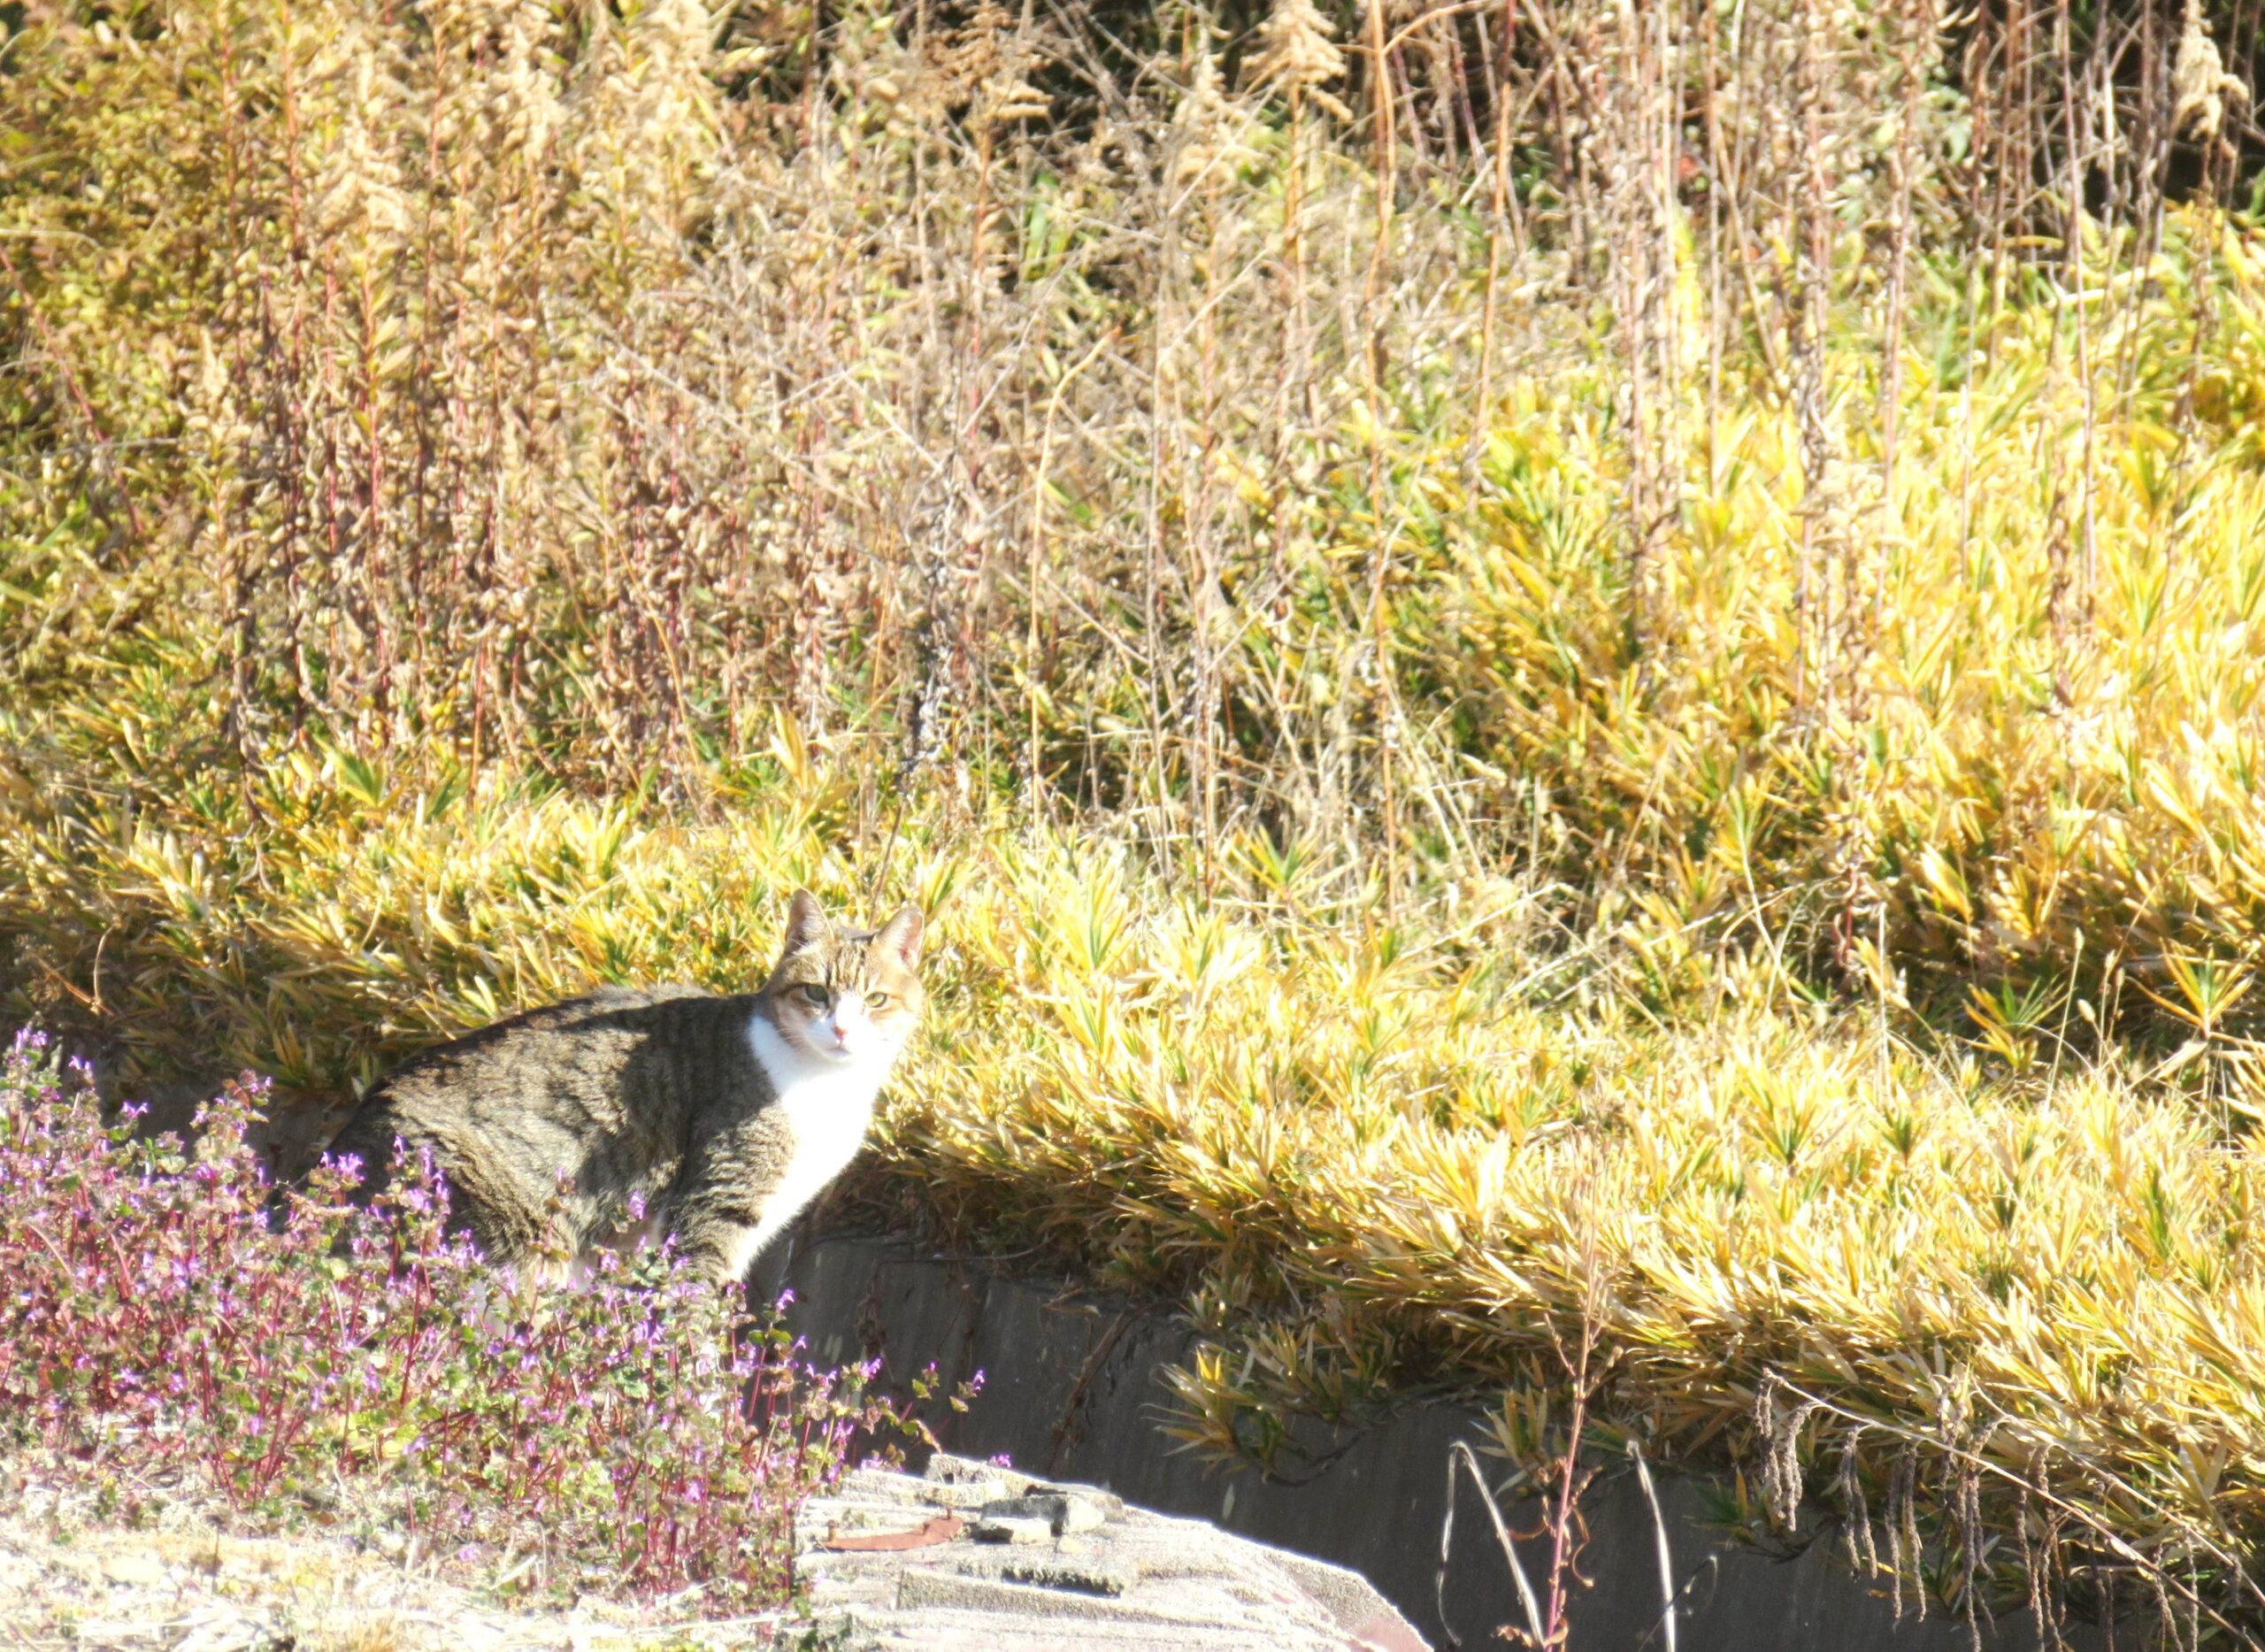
[762,889,925,1066]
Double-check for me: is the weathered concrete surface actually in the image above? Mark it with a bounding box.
[759,1231,2110,1652]
[797,1453,1426,1650]
[0,1499,796,1651]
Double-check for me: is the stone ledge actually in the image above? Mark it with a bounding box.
[796,1453,1429,1652]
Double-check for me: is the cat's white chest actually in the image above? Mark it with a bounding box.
[741,1014,891,1260]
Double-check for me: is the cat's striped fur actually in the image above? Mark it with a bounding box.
[323,891,924,1284]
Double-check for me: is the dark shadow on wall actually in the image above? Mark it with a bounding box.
[756,1228,2127,1652]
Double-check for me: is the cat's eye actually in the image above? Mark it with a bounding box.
[798,983,830,1007]
[865,990,891,1010]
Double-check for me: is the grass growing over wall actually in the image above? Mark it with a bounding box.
[14,699,2265,1630]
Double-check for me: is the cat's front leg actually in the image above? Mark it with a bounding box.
[664,1127,799,1287]
[669,1200,775,1287]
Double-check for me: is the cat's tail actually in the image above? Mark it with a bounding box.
[261,1100,407,1254]
[315,1105,399,1201]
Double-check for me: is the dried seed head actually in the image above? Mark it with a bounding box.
[1171,49,1255,190]
[1249,0,1349,120]
[940,0,1050,134]
[2173,0,2248,150]
[976,65,1050,132]
[480,0,566,164]
[311,42,411,248]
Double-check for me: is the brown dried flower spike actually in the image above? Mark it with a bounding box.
[2173,0,2249,154]
[1249,0,1350,121]
[941,0,1050,135]
[1171,50,1256,190]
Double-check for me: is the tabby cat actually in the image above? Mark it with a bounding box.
[323,890,924,1285]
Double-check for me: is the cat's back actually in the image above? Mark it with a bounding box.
[323,981,764,1261]
[350,982,750,1137]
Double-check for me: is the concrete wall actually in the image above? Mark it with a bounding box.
[757,1231,2107,1652]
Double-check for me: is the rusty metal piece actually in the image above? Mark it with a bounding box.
[815,1514,964,1553]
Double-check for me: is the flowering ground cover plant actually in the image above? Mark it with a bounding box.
[0,1028,935,1610]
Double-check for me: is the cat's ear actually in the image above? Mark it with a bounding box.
[782,888,830,953]
[874,903,925,969]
